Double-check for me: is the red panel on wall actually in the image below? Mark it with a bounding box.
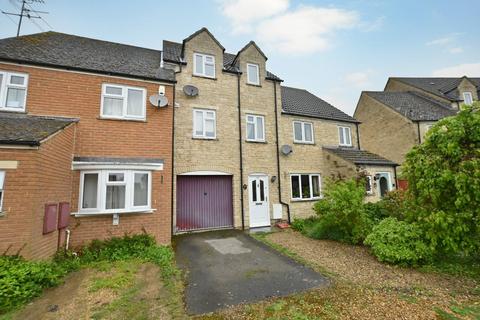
[397,179,409,191]
[58,202,70,229]
[43,204,58,234]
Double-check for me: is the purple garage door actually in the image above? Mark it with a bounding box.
[176,175,233,232]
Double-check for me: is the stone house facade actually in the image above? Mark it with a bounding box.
[354,77,478,174]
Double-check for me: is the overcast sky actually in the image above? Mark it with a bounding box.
[1,0,479,115]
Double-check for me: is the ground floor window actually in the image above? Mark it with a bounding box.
[291,174,321,200]
[0,171,4,212]
[80,170,151,213]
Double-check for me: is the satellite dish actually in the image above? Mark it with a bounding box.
[281,145,292,155]
[149,94,168,107]
[183,85,199,97]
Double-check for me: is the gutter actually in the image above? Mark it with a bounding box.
[237,73,245,230]
[273,81,291,224]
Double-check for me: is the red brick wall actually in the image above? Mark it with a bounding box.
[0,62,174,258]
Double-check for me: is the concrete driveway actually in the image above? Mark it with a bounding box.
[174,230,329,315]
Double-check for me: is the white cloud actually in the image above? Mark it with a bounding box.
[345,71,373,88]
[448,47,464,54]
[426,37,453,46]
[432,63,480,77]
[359,16,385,32]
[218,0,289,34]
[256,6,359,54]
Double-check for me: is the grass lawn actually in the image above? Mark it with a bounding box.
[197,229,480,320]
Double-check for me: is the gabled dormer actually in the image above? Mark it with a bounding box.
[234,41,268,86]
[457,76,478,105]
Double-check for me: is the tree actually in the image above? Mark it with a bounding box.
[403,102,480,254]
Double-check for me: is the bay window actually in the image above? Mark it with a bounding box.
[0,71,28,112]
[291,174,321,200]
[101,84,146,120]
[80,170,151,214]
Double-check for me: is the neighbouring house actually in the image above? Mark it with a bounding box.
[0,28,399,259]
[0,32,175,259]
[354,77,478,175]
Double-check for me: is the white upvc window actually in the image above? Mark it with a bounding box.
[365,175,373,195]
[463,92,473,105]
[291,174,321,200]
[338,126,352,146]
[193,109,216,139]
[293,121,314,144]
[0,71,28,112]
[247,63,260,85]
[79,170,151,214]
[193,53,215,78]
[246,114,265,142]
[101,84,146,120]
[0,171,5,212]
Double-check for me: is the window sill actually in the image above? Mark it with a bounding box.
[246,83,261,87]
[245,140,267,144]
[339,144,353,148]
[97,116,147,123]
[192,74,217,81]
[0,108,26,114]
[293,141,315,145]
[192,137,218,141]
[291,197,323,202]
[72,208,155,217]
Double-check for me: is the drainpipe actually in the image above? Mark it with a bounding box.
[171,64,181,236]
[273,81,291,224]
[355,123,361,150]
[393,165,398,190]
[416,121,421,144]
[237,73,245,230]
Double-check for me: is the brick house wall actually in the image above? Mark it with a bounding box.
[0,62,174,257]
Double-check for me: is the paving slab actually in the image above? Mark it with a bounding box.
[174,230,329,315]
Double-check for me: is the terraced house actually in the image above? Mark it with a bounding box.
[0,28,397,259]
[354,77,478,176]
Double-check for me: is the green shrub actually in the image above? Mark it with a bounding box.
[403,103,480,255]
[364,217,433,266]
[291,217,319,234]
[312,178,373,244]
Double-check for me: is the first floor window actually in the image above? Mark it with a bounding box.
[247,63,260,85]
[246,114,265,141]
[193,109,216,139]
[293,121,314,143]
[101,84,146,120]
[463,92,473,105]
[0,171,4,212]
[291,174,321,200]
[0,71,28,111]
[338,126,352,146]
[80,170,151,213]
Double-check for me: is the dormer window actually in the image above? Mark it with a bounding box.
[0,71,28,112]
[247,63,259,85]
[463,92,473,105]
[193,53,215,78]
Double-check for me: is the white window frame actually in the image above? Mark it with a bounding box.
[0,71,29,112]
[100,83,146,120]
[365,175,373,195]
[193,109,216,139]
[293,121,314,144]
[79,170,152,214]
[246,63,260,85]
[246,114,265,142]
[338,126,352,147]
[0,171,5,213]
[290,173,322,200]
[463,92,473,105]
[193,53,216,78]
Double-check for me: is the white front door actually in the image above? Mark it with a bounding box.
[248,175,270,228]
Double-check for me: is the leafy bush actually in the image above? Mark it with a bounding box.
[291,217,319,234]
[312,178,373,244]
[364,217,433,266]
[0,234,177,314]
[403,103,480,255]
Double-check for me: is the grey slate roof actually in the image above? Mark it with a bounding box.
[364,91,457,121]
[323,146,397,166]
[281,86,358,123]
[391,77,480,102]
[0,112,77,146]
[162,40,282,81]
[0,32,175,82]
